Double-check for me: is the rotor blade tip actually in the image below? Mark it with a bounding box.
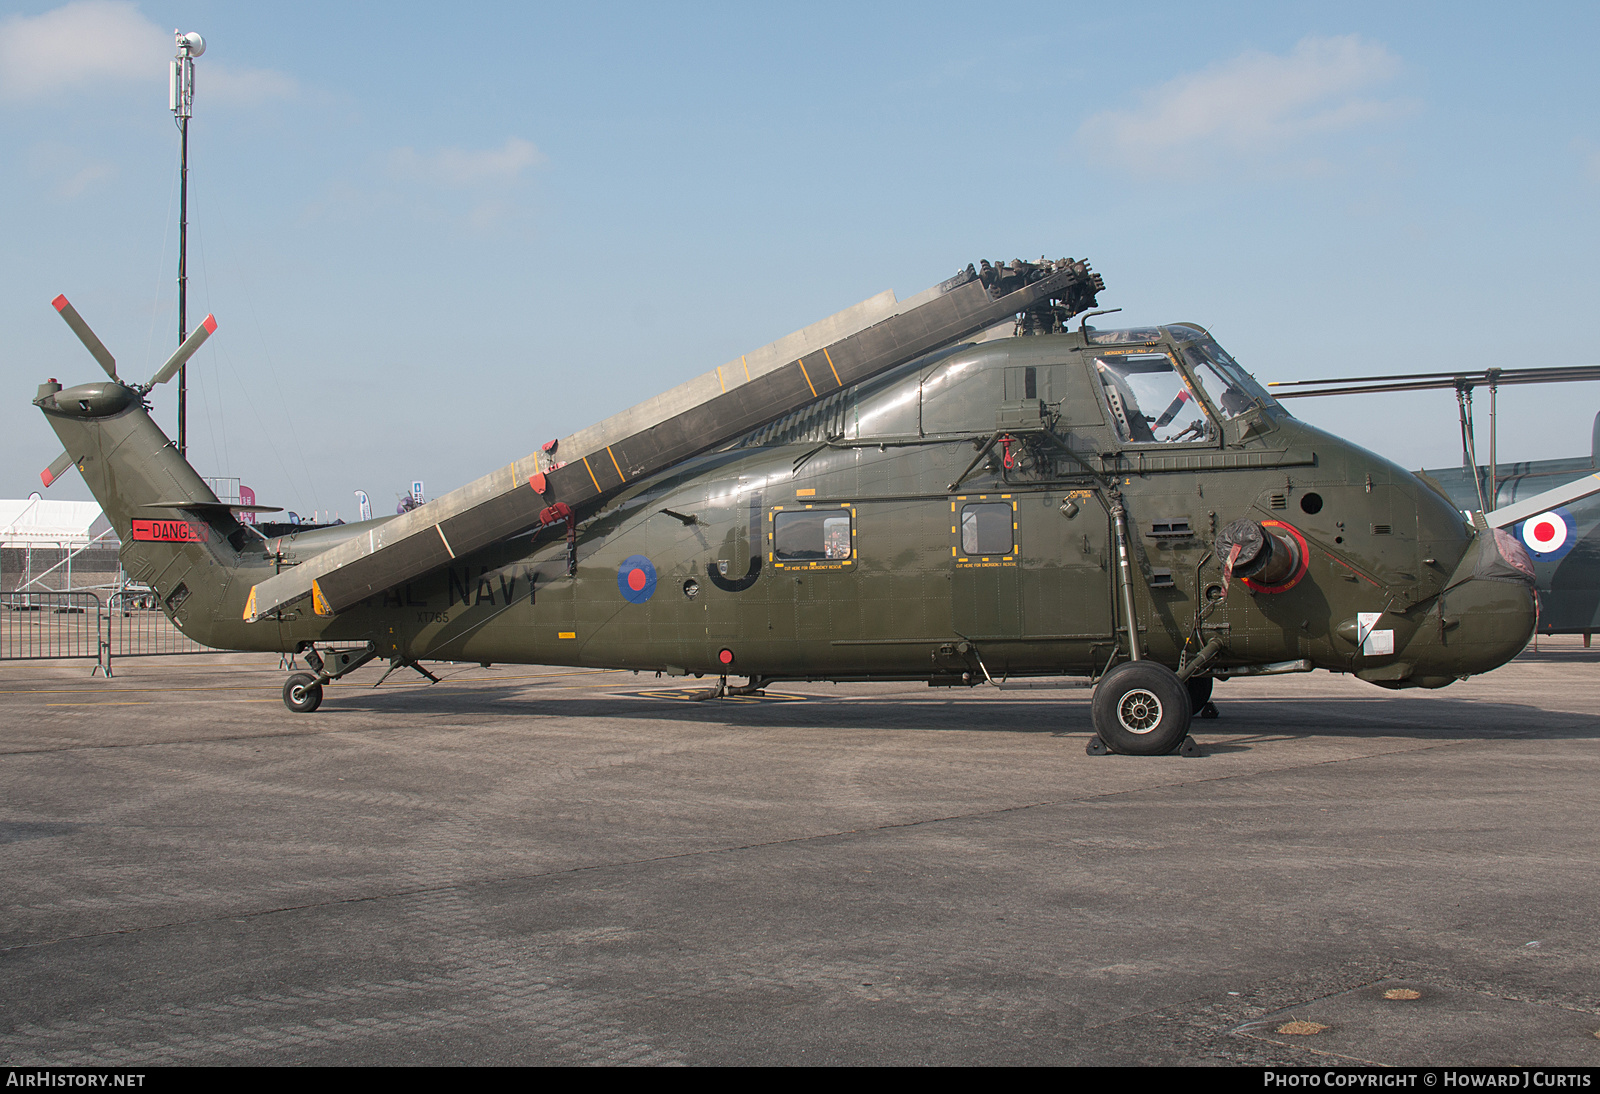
[39,468,54,486]
[202,315,217,333]
[51,294,68,311]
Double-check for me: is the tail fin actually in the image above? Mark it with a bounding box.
[34,379,257,641]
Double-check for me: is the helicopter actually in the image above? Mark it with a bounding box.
[33,256,1554,756]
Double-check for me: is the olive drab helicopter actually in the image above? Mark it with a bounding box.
[34,255,1568,756]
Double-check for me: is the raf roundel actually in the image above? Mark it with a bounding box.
[1519,508,1574,560]
[617,555,658,604]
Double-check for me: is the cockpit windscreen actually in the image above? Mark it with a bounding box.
[1170,329,1279,417]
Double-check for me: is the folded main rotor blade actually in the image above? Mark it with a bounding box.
[146,315,217,388]
[40,450,74,487]
[51,295,117,382]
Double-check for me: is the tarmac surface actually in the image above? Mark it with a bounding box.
[1,640,1598,1066]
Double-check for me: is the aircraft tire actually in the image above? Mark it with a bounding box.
[283,672,323,714]
[1185,674,1213,710]
[1091,661,1192,755]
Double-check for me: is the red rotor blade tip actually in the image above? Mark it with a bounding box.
[40,467,54,486]
[202,315,217,333]
[52,294,68,312]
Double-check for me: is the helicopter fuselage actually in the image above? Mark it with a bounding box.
[81,325,1533,693]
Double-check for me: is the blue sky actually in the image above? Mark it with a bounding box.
[4,1,1598,516]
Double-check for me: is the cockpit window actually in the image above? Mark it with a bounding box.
[1093,353,1214,445]
[1183,351,1255,420]
[1178,337,1277,417]
[1085,327,1163,345]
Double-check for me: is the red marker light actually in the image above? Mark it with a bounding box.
[718,648,734,665]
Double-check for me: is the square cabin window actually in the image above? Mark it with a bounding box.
[774,509,853,561]
[961,502,1013,555]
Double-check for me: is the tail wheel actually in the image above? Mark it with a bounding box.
[1091,661,1192,755]
[283,672,323,714]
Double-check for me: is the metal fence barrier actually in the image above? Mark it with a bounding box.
[0,590,108,670]
[2,585,215,675]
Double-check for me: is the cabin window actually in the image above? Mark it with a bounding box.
[952,496,1018,567]
[1093,352,1214,444]
[960,503,1014,555]
[771,506,855,570]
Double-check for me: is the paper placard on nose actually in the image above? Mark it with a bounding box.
[1357,612,1394,656]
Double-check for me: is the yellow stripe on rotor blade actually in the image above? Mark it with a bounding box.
[581,456,602,492]
[797,357,818,397]
[823,346,842,387]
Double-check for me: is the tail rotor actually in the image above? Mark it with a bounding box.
[39,294,217,486]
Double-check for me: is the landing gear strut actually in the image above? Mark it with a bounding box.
[687,675,768,701]
[279,642,379,713]
[1185,674,1219,719]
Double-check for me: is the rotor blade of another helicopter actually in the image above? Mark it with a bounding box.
[40,450,74,487]
[146,315,217,388]
[51,295,117,381]
[1271,364,1600,396]
[1486,471,1600,529]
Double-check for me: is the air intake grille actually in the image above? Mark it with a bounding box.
[735,389,853,448]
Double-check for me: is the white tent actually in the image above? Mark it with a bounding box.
[0,499,117,593]
[0,498,111,548]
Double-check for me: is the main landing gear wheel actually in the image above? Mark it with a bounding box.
[1091,661,1192,755]
[283,672,323,714]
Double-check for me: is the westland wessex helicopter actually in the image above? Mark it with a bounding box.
[34,257,1552,756]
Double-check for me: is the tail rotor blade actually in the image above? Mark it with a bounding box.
[147,314,217,388]
[51,295,118,382]
[41,450,75,487]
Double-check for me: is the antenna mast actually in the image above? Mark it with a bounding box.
[169,30,204,458]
